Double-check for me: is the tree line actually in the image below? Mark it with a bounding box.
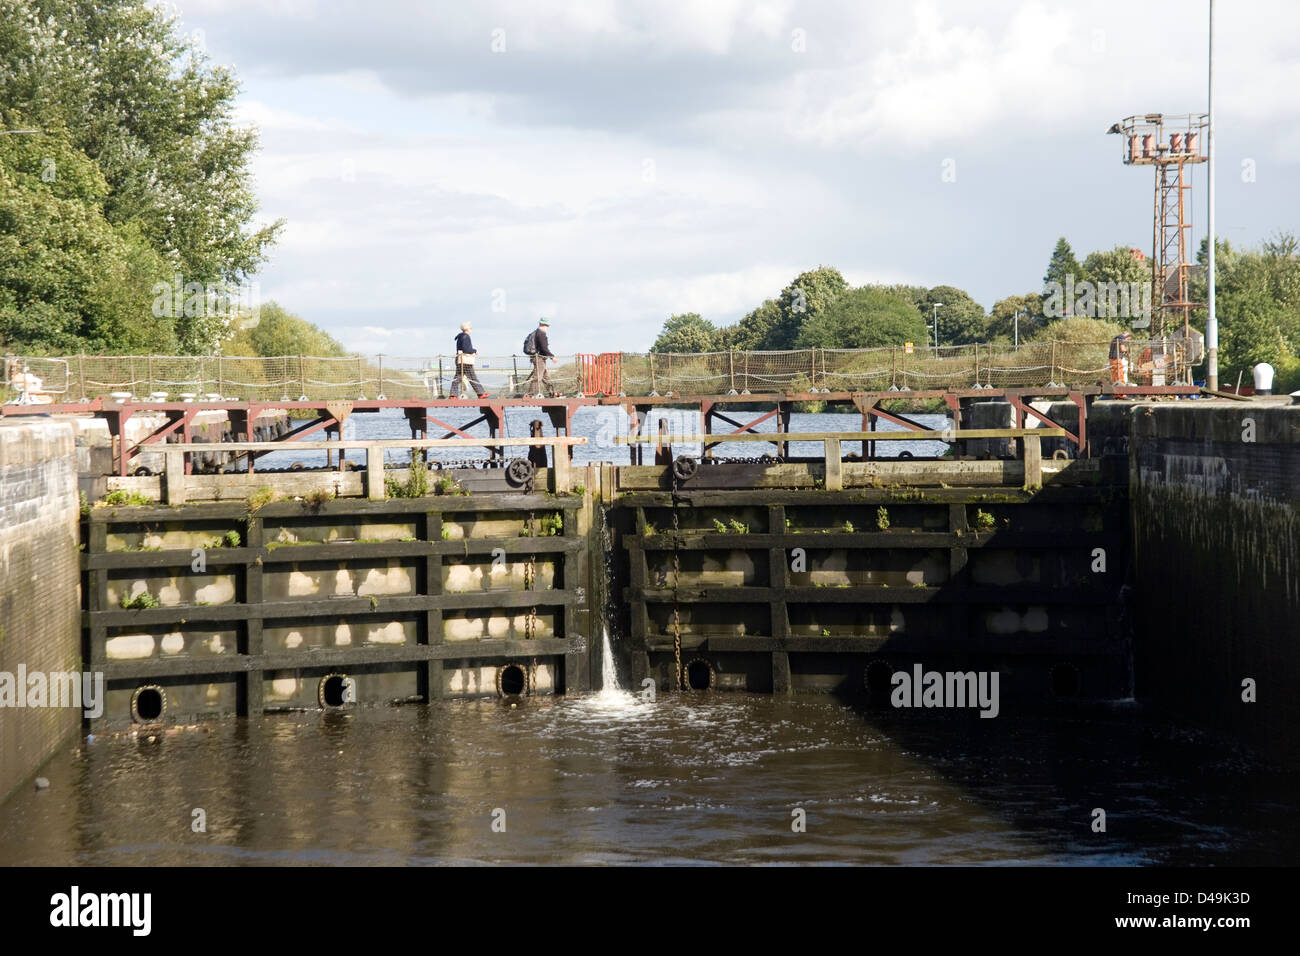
[650,236,1300,393]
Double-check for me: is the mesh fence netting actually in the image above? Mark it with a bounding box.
[2,342,1190,403]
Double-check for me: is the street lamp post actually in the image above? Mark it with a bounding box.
[931,303,944,357]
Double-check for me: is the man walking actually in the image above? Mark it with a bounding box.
[524,317,558,398]
[1109,331,1132,385]
[451,321,488,398]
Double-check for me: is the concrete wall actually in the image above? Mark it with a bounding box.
[0,419,83,802]
[1130,400,1300,765]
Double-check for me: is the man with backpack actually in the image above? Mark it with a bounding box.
[451,321,489,398]
[523,317,557,397]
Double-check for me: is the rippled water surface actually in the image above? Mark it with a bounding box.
[2,693,1294,866]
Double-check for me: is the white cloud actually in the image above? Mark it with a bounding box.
[181,0,1300,353]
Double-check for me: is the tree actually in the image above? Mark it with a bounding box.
[1030,316,1126,344]
[0,0,283,352]
[767,266,849,349]
[1191,233,1300,392]
[717,299,780,351]
[1081,245,1152,323]
[0,122,175,354]
[1043,237,1083,291]
[918,285,988,347]
[988,293,1046,344]
[222,303,349,358]
[794,286,928,349]
[650,312,719,353]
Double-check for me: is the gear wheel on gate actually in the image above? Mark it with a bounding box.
[671,455,699,483]
[506,458,535,486]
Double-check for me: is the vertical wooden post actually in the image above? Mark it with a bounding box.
[241,511,264,717]
[422,510,443,701]
[768,505,790,693]
[367,445,385,499]
[164,449,186,504]
[1022,433,1042,491]
[947,503,969,651]
[552,437,571,493]
[824,437,842,491]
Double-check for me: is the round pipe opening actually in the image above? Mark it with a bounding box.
[498,663,528,697]
[863,659,894,703]
[131,685,166,723]
[1050,662,1081,699]
[685,658,714,690]
[318,673,352,709]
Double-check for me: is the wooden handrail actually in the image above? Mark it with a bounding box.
[171,436,586,452]
[617,428,1064,443]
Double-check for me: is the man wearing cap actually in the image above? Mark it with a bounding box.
[451,321,489,398]
[527,317,557,398]
[1109,331,1132,385]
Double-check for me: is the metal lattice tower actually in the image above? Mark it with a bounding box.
[1111,113,1209,338]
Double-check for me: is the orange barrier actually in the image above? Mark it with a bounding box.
[578,352,622,395]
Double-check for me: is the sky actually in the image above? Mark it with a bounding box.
[172,0,1300,355]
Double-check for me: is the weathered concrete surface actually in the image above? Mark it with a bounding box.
[0,419,82,802]
[1130,400,1300,765]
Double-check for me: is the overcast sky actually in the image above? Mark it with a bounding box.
[175,0,1300,355]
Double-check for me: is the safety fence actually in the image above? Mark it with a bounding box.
[3,341,1190,404]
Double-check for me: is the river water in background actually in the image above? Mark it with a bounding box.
[0,696,1295,865]
[250,408,952,471]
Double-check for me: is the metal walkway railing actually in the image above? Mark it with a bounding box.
[3,341,1191,404]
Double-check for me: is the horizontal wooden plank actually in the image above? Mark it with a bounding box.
[87,493,584,522]
[628,585,1121,605]
[628,531,1127,551]
[82,536,584,569]
[613,486,1120,507]
[86,589,578,626]
[97,639,574,679]
[618,428,1066,444]
[658,635,1125,655]
[170,437,587,452]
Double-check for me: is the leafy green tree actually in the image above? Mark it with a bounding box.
[717,299,780,351]
[987,293,1046,344]
[1030,316,1126,344]
[0,122,175,353]
[1081,245,1152,322]
[918,285,988,346]
[1192,234,1300,391]
[794,286,928,349]
[767,266,848,349]
[650,312,719,353]
[222,303,349,358]
[0,0,283,352]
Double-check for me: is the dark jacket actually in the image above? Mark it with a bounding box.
[455,331,476,356]
[533,328,554,358]
[1109,335,1129,360]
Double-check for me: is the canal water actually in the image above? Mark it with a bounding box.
[5,405,1293,865]
[1,690,1294,865]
